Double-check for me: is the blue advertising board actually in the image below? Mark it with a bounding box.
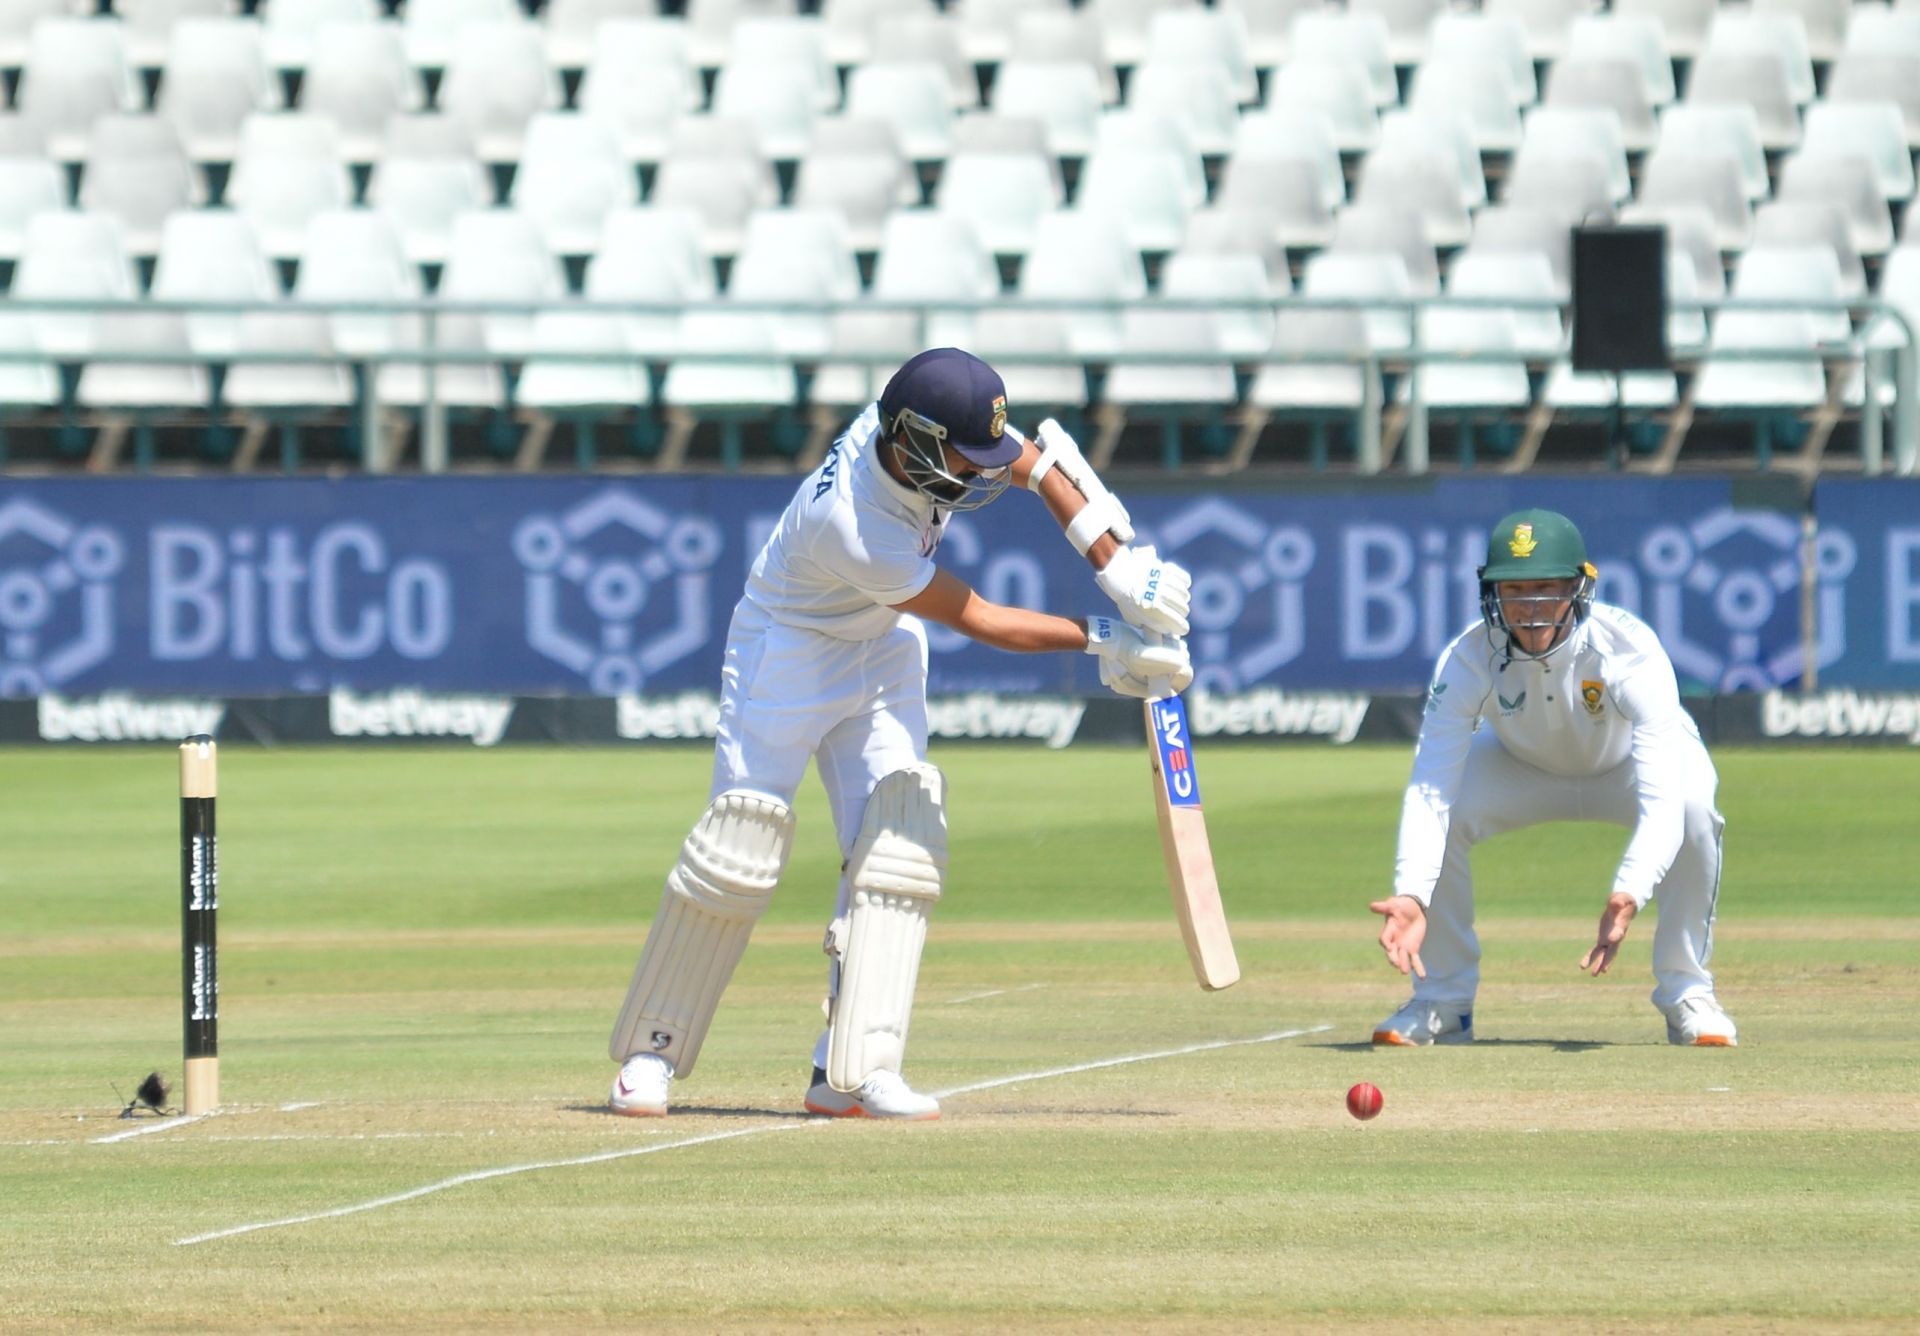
[0,471,1874,697]
[1808,479,1920,689]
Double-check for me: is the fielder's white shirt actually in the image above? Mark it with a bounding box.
[1395,602,1706,909]
[740,402,944,640]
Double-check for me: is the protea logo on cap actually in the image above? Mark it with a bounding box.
[989,394,1007,438]
[1508,523,1537,558]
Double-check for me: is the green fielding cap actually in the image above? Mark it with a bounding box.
[1480,508,1591,582]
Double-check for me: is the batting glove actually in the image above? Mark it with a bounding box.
[1086,616,1194,698]
[1095,544,1192,637]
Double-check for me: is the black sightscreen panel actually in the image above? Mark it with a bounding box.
[1571,225,1669,372]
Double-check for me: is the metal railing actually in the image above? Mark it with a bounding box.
[0,293,1912,475]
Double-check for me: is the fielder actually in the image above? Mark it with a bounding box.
[608,348,1195,1120]
[1369,508,1738,1047]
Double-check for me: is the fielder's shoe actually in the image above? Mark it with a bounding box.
[609,1052,673,1116]
[804,1066,941,1121]
[1372,998,1474,1046]
[1664,995,1738,1047]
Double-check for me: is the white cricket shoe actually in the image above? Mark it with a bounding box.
[1372,998,1474,1046]
[1664,995,1738,1047]
[609,1052,673,1116]
[804,1066,941,1121]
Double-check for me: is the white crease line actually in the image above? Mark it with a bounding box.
[174,1024,1329,1247]
[946,983,1048,1005]
[931,1025,1333,1099]
[280,1102,322,1112]
[91,1114,211,1144]
[174,1122,805,1246]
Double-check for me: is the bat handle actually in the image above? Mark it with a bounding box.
[1147,677,1179,702]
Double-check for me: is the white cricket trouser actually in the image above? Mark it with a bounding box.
[1414,728,1725,1013]
[709,605,931,1069]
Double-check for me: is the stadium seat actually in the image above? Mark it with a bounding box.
[711,59,820,161]
[300,22,424,165]
[1484,0,1588,60]
[1378,107,1487,209]
[960,0,1063,65]
[1518,105,1631,202]
[260,0,381,73]
[0,157,69,264]
[1090,0,1196,70]
[587,207,715,358]
[1164,250,1280,356]
[578,45,697,165]
[17,19,142,162]
[1407,306,1534,449]
[936,150,1059,256]
[1331,204,1438,295]
[1501,150,1617,227]
[1826,53,1920,148]
[0,0,72,74]
[1126,60,1241,157]
[1637,148,1753,251]
[820,0,927,67]
[1234,107,1343,211]
[990,60,1102,158]
[1020,210,1148,358]
[870,12,976,110]
[1350,0,1446,66]
[1751,200,1865,297]
[845,61,954,161]
[157,17,281,164]
[1776,153,1893,255]
[400,0,516,70]
[1543,59,1658,152]
[511,113,640,257]
[295,209,422,361]
[221,311,356,417]
[0,310,62,411]
[792,149,917,254]
[1704,10,1815,106]
[1075,149,1193,253]
[75,312,212,429]
[649,154,770,258]
[1655,104,1768,202]
[226,113,353,260]
[78,115,205,258]
[1565,14,1676,107]
[1147,7,1258,104]
[1800,102,1914,202]
[1408,58,1522,153]
[367,140,492,266]
[1683,52,1802,150]
[1615,0,1716,58]
[1619,200,1726,297]
[1449,249,1564,355]
[1012,11,1120,103]
[1426,11,1536,103]
[660,310,799,466]
[1469,205,1576,294]
[682,0,798,73]
[727,16,838,112]
[1268,61,1381,152]
[1092,111,1198,205]
[812,211,995,408]
[1288,10,1395,106]
[151,210,276,357]
[1214,155,1335,250]
[1179,206,1288,288]
[728,208,860,358]
[437,20,562,163]
[1301,250,1415,354]
[14,212,137,357]
[122,0,240,70]
[1357,151,1471,248]
[543,0,660,73]
[1222,0,1326,70]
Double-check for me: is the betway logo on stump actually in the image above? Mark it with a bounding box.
[329,689,514,746]
[38,693,226,741]
[1761,690,1920,744]
[1188,689,1371,744]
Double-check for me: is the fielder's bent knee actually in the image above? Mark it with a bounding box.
[608,790,796,1076]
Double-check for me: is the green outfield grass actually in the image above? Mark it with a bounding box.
[2,745,1916,1332]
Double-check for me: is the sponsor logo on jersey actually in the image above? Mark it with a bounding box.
[1424,681,1448,714]
[1581,680,1606,716]
[1498,690,1526,715]
[1508,523,1537,559]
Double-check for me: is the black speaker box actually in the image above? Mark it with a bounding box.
[1571,225,1668,372]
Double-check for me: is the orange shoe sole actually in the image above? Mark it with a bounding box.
[1372,1030,1415,1046]
[804,1098,939,1121]
[609,1103,667,1117]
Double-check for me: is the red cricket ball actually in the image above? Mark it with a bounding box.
[1346,1082,1384,1121]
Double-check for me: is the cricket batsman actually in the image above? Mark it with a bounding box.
[608,348,1195,1119]
[1369,508,1739,1047]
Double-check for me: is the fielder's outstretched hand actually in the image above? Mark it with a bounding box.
[1369,895,1428,979]
[1579,893,1639,976]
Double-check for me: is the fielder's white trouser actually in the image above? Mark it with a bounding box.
[1414,728,1725,1014]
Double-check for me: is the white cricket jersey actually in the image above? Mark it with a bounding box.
[1395,602,1707,909]
[740,402,944,641]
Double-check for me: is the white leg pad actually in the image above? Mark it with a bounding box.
[826,765,947,1093]
[609,790,795,1078]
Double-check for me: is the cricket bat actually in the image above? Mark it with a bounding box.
[1143,692,1240,991]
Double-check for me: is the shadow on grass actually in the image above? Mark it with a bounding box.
[1313,1039,1613,1053]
